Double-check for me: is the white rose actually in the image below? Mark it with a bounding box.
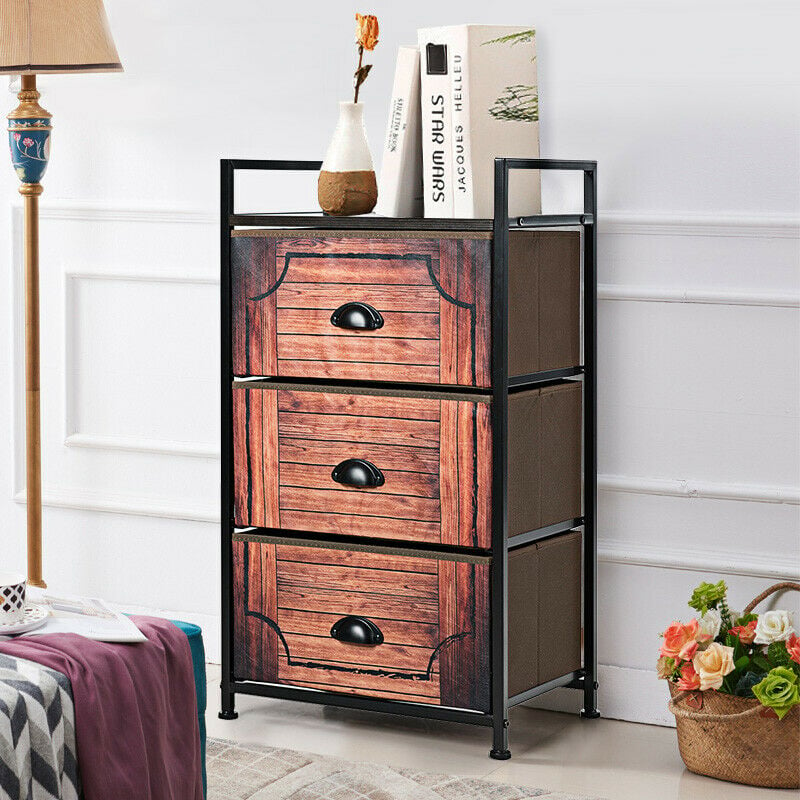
[754,610,795,645]
[697,608,722,642]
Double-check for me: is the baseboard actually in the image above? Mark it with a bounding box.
[526,664,674,727]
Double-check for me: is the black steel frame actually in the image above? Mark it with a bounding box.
[219,157,599,757]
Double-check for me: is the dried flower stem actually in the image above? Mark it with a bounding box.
[354,45,364,103]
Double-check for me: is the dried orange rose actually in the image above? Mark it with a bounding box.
[355,14,379,51]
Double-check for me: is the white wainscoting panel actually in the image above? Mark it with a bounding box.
[10,205,220,525]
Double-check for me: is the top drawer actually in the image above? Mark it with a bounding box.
[230,230,580,388]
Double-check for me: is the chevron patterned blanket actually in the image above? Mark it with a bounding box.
[0,654,79,800]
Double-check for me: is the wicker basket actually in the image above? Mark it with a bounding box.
[667,582,800,789]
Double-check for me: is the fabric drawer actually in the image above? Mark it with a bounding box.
[232,538,490,711]
[233,381,583,544]
[233,384,492,548]
[230,230,580,388]
[231,232,491,387]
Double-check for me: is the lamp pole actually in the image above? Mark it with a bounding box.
[8,74,51,588]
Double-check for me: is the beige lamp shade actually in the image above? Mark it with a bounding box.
[0,0,122,74]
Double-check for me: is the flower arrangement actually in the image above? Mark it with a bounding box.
[658,580,800,719]
[353,14,379,103]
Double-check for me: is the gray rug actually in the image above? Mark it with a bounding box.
[207,738,605,800]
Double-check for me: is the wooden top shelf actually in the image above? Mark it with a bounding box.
[228,213,592,231]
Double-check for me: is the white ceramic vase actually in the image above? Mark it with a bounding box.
[318,101,378,216]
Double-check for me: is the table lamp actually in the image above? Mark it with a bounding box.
[1,1,122,587]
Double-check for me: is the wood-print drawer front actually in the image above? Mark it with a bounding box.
[232,539,490,710]
[233,386,492,548]
[231,232,491,387]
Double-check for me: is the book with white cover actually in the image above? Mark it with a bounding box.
[18,588,147,642]
[443,25,541,218]
[417,29,454,217]
[376,46,423,218]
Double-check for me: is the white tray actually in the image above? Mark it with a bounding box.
[0,604,49,635]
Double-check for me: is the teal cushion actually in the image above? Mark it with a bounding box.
[171,620,207,798]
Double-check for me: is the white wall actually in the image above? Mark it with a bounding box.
[1,0,798,725]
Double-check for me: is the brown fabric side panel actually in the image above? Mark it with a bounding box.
[538,383,583,528]
[507,383,583,538]
[508,542,540,696]
[507,530,583,696]
[535,531,583,683]
[507,230,581,377]
[507,388,542,537]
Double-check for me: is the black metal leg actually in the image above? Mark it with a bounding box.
[581,681,600,719]
[580,166,600,721]
[489,159,511,761]
[490,717,511,760]
[219,158,239,724]
[219,684,238,720]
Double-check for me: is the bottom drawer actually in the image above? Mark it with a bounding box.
[233,536,490,711]
[508,530,583,697]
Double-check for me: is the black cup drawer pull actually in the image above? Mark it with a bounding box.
[330,302,384,331]
[331,459,385,488]
[330,616,384,646]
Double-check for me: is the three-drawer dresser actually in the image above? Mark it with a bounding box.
[219,158,599,758]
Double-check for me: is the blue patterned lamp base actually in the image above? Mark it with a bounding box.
[7,84,51,186]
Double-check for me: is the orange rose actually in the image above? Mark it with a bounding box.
[355,14,379,51]
[787,634,800,665]
[676,662,701,691]
[660,618,701,661]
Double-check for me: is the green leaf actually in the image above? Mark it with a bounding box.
[734,655,750,672]
[752,654,771,672]
[688,580,727,614]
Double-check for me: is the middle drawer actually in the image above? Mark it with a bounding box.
[233,383,492,548]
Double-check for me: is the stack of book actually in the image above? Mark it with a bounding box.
[376,25,540,220]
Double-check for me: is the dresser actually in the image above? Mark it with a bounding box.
[219,158,599,758]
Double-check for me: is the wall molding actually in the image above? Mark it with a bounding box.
[14,488,218,524]
[598,284,800,309]
[22,200,800,239]
[599,474,800,505]
[12,488,796,580]
[64,433,220,459]
[62,270,218,459]
[601,212,800,239]
[599,538,799,581]
[36,202,216,226]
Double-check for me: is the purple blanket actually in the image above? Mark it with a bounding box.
[0,615,203,800]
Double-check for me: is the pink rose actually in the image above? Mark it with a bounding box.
[787,634,800,665]
[676,662,700,691]
[22,137,34,147]
[13,133,21,141]
[660,618,701,660]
